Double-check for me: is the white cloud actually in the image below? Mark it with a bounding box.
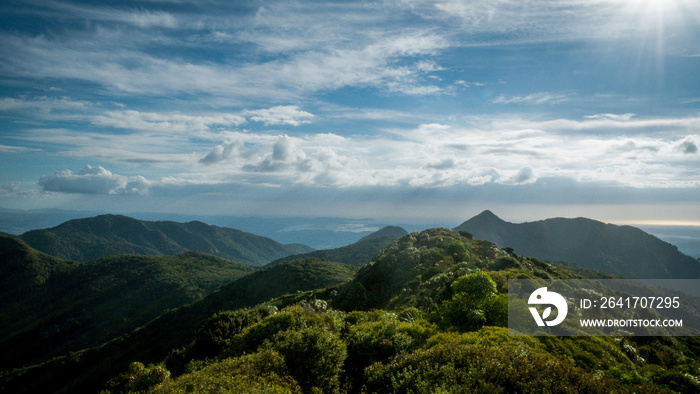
[199,141,241,164]
[492,92,573,105]
[92,110,246,133]
[0,144,41,153]
[585,113,637,121]
[37,1,179,29]
[242,106,314,126]
[39,165,131,195]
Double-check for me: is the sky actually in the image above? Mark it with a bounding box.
[1,0,699,226]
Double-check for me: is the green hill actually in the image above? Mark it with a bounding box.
[0,236,254,371]
[268,225,408,267]
[19,214,313,267]
[1,258,356,393]
[454,210,700,279]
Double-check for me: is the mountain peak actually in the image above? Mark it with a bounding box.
[460,210,506,227]
[475,209,502,220]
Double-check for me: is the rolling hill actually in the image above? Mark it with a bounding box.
[454,210,700,279]
[0,236,254,372]
[19,214,313,266]
[268,225,408,267]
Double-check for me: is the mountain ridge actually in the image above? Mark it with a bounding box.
[455,210,700,279]
[267,225,408,267]
[19,214,313,267]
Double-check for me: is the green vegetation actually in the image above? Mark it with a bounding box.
[0,236,254,371]
[95,228,700,393]
[19,214,313,266]
[1,258,355,393]
[4,227,700,393]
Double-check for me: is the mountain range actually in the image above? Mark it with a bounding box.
[454,210,700,279]
[5,226,700,393]
[3,211,700,392]
[17,214,313,267]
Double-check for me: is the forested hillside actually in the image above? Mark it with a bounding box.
[455,210,700,279]
[19,214,313,266]
[4,228,699,393]
[0,236,254,371]
[1,258,356,393]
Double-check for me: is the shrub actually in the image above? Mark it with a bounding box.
[268,327,347,393]
[492,256,522,271]
[104,362,171,393]
[154,350,301,394]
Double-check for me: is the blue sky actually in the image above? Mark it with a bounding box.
[1,0,699,225]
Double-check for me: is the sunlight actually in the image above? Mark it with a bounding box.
[605,0,687,84]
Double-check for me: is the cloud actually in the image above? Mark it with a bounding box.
[92,110,246,133]
[31,1,179,29]
[492,92,573,105]
[0,7,452,100]
[242,106,314,126]
[39,165,131,195]
[0,144,41,153]
[585,113,637,121]
[425,157,457,170]
[199,141,241,164]
[244,135,308,172]
[0,182,38,199]
[501,167,536,185]
[675,136,699,154]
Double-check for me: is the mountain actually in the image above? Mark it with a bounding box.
[0,235,254,371]
[19,214,313,266]
[1,257,356,393]
[454,210,700,279]
[267,225,408,267]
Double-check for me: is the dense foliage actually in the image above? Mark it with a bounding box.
[0,236,254,371]
[95,228,700,393]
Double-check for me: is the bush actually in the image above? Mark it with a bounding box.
[154,350,301,394]
[191,306,274,360]
[269,327,347,393]
[492,256,522,271]
[104,362,171,393]
[344,312,437,391]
